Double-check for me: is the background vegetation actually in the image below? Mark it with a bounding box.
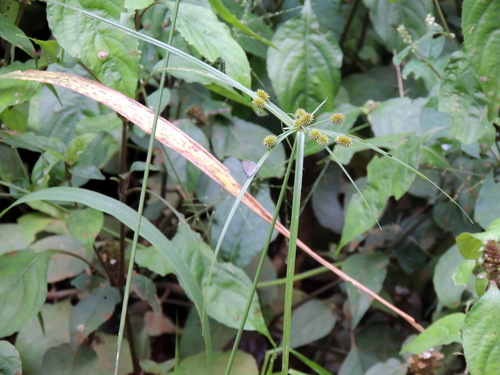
[0,0,499,374]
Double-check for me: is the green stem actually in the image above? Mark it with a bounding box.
[281,132,305,374]
[114,1,183,374]
[223,136,298,375]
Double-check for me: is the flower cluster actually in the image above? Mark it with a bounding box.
[397,24,413,45]
[292,108,314,129]
[252,89,270,108]
[251,90,353,150]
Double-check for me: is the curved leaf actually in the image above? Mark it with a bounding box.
[463,283,500,375]
[0,341,22,375]
[0,187,211,353]
[363,0,432,50]
[343,253,389,328]
[207,0,274,48]
[401,313,465,354]
[439,51,491,144]
[462,0,500,120]
[46,0,139,97]
[168,1,251,87]
[0,249,53,337]
[289,299,336,348]
[267,1,342,112]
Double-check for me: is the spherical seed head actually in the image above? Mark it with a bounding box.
[316,134,329,146]
[263,135,277,149]
[335,134,353,147]
[309,129,321,140]
[330,113,345,124]
[252,97,266,108]
[294,108,307,118]
[255,89,270,101]
[298,112,314,127]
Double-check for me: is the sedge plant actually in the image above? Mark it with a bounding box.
[0,1,475,374]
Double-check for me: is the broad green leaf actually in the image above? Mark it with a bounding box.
[267,1,342,112]
[205,262,267,332]
[46,0,139,97]
[0,187,212,354]
[65,134,98,164]
[176,350,258,375]
[15,301,71,375]
[66,208,103,253]
[131,274,162,314]
[135,245,173,277]
[42,344,98,375]
[167,1,251,87]
[339,182,386,250]
[162,119,209,193]
[342,66,399,106]
[0,249,53,338]
[311,166,345,233]
[456,219,500,260]
[30,64,101,144]
[289,299,336,348]
[155,55,248,106]
[365,359,407,375]
[0,213,55,255]
[209,159,278,268]
[368,98,425,137]
[339,325,402,375]
[1,0,20,21]
[433,245,468,308]
[92,333,133,374]
[124,0,154,10]
[342,253,389,328]
[0,13,35,58]
[0,61,41,113]
[207,0,274,48]
[338,346,367,375]
[339,139,420,249]
[453,260,475,286]
[231,11,273,59]
[69,277,120,347]
[401,313,465,354]
[179,308,236,358]
[462,283,500,375]
[0,341,22,375]
[475,274,489,297]
[0,130,66,153]
[474,172,500,229]
[31,235,92,283]
[439,51,491,144]
[462,0,500,121]
[172,222,268,333]
[211,118,286,180]
[363,0,432,51]
[0,143,27,182]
